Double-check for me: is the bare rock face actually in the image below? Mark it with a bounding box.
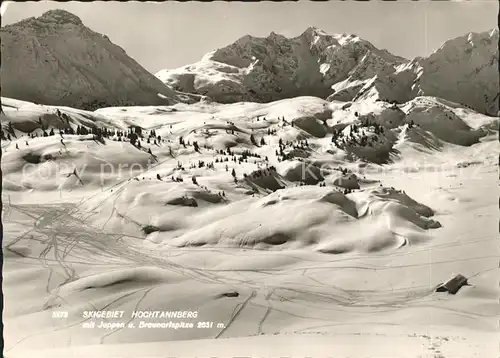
[0,10,194,110]
[157,28,498,116]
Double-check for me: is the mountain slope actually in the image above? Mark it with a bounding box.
[416,29,499,116]
[0,10,196,110]
[356,29,499,116]
[2,95,498,357]
[156,28,406,104]
[157,28,499,116]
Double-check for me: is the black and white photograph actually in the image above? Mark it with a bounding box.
[0,1,498,357]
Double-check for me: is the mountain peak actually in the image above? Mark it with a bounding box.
[267,31,286,39]
[300,26,330,41]
[38,9,83,26]
[4,9,85,31]
[0,9,189,109]
[302,26,327,35]
[156,28,497,115]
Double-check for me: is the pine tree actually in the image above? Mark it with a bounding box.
[130,132,138,146]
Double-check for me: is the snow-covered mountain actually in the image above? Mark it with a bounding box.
[156,28,407,104]
[355,29,499,116]
[0,10,198,110]
[156,28,499,116]
[416,29,499,116]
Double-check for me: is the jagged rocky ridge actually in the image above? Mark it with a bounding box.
[0,10,199,110]
[157,27,499,116]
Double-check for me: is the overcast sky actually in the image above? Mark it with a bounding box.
[2,1,497,74]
